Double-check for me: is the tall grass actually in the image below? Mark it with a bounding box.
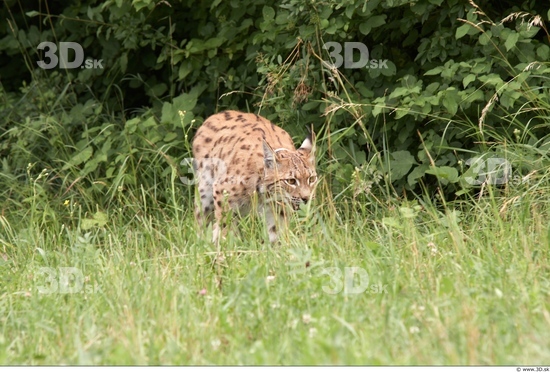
[1,132,550,363]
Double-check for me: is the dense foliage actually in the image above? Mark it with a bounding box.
[1,0,549,207]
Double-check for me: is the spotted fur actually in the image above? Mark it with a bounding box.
[192,110,317,243]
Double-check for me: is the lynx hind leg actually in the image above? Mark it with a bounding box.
[194,161,214,229]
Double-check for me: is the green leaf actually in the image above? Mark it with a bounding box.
[178,61,193,80]
[518,27,539,39]
[359,15,386,35]
[388,87,409,99]
[163,132,177,142]
[424,66,443,76]
[411,2,427,15]
[120,53,128,74]
[63,147,93,170]
[132,0,153,11]
[379,60,396,77]
[407,164,429,186]
[479,74,504,89]
[369,15,386,28]
[500,90,521,109]
[390,150,416,180]
[81,211,108,230]
[262,6,275,21]
[372,104,386,117]
[359,22,370,35]
[455,24,470,39]
[395,107,410,119]
[537,45,550,60]
[161,93,197,125]
[426,166,459,185]
[462,74,476,88]
[479,32,491,45]
[204,37,224,49]
[301,101,319,111]
[504,31,519,51]
[149,83,167,97]
[141,115,156,128]
[442,88,459,116]
[125,117,140,134]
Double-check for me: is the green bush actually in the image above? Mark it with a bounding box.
[1,0,549,208]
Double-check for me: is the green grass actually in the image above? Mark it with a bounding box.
[1,171,549,365]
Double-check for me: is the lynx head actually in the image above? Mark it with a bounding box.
[262,135,317,210]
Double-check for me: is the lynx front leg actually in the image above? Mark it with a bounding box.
[264,207,287,243]
[212,198,225,244]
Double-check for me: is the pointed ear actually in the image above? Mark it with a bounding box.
[262,140,277,169]
[298,129,316,164]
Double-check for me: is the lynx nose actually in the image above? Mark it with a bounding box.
[301,197,309,204]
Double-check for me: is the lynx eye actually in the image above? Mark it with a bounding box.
[308,175,317,184]
[285,178,298,186]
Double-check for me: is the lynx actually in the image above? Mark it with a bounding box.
[192,110,317,243]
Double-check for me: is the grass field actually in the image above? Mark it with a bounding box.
[1,168,549,365]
